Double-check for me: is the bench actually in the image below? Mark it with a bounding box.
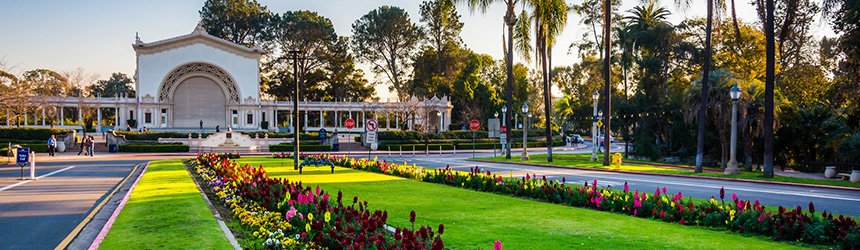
[837,173,851,181]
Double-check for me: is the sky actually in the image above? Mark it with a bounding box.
[0,0,834,100]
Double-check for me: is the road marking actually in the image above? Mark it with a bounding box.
[0,166,76,193]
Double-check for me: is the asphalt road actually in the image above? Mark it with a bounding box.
[0,155,176,250]
[367,142,860,217]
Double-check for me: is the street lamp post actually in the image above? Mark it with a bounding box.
[289,50,303,173]
[726,84,742,175]
[591,91,599,161]
[502,105,508,159]
[521,103,529,161]
[494,111,499,157]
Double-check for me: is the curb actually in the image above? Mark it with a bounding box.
[467,159,860,192]
[87,162,150,249]
[185,161,242,250]
[54,163,142,250]
[554,157,723,173]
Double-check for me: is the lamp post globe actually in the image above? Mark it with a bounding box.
[726,84,741,174]
[502,105,507,114]
[494,112,499,118]
[521,103,530,161]
[591,91,599,161]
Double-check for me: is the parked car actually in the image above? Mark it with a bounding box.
[571,134,584,143]
[598,134,614,146]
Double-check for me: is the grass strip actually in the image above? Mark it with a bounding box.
[238,157,803,249]
[474,153,860,189]
[99,159,232,249]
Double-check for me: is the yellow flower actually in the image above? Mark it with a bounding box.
[324,212,331,223]
[305,223,311,232]
[710,197,718,206]
[671,202,676,208]
[308,213,314,221]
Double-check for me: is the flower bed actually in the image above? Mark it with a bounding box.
[327,155,859,249]
[192,153,445,249]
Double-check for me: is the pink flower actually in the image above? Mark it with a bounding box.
[662,187,667,194]
[494,241,502,250]
[732,193,738,201]
[623,182,629,192]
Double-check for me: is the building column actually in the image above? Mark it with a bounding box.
[303,110,308,130]
[361,111,365,127]
[319,109,324,128]
[334,109,339,128]
[97,107,102,128]
[386,112,390,129]
[395,113,399,130]
[41,107,45,126]
[274,109,279,129]
[60,106,64,126]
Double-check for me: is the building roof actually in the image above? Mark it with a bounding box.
[132,23,263,59]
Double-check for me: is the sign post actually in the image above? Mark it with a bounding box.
[500,125,508,156]
[470,120,479,158]
[16,147,29,180]
[345,118,355,156]
[366,119,378,158]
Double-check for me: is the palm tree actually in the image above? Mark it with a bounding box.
[513,0,568,162]
[455,0,520,159]
[763,0,775,178]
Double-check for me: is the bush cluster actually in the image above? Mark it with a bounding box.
[270,144,331,152]
[0,144,50,156]
[118,144,189,152]
[377,129,559,142]
[0,127,73,141]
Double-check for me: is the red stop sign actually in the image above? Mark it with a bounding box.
[345,118,355,129]
[470,120,480,130]
[501,125,507,134]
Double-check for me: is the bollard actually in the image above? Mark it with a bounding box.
[439,145,442,155]
[412,145,415,156]
[29,152,35,180]
[399,145,402,156]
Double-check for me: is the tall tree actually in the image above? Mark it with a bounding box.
[454,0,519,159]
[351,6,421,102]
[266,10,338,100]
[323,37,375,102]
[22,69,68,128]
[199,0,272,46]
[420,0,464,77]
[515,0,568,162]
[763,0,775,178]
[88,73,135,98]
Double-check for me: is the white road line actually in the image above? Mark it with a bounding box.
[0,166,76,193]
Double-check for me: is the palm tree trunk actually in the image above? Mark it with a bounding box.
[504,5,517,159]
[602,0,612,166]
[542,36,553,162]
[696,0,714,173]
[763,0,775,178]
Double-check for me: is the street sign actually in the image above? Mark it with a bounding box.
[366,119,378,132]
[470,120,479,130]
[500,125,508,134]
[487,118,500,138]
[500,134,507,144]
[345,118,355,129]
[319,128,327,139]
[16,148,29,164]
[596,120,603,128]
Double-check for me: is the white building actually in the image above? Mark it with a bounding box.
[8,24,454,133]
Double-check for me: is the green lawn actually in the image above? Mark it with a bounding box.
[474,153,860,189]
[100,159,232,249]
[237,157,804,249]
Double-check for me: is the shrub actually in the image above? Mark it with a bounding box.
[0,144,50,156]
[269,144,330,152]
[0,127,73,141]
[118,144,189,152]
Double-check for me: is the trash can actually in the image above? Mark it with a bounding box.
[109,144,118,153]
[331,143,340,151]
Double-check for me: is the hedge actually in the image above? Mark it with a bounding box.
[0,144,50,156]
[379,140,565,151]
[0,127,73,141]
[377,129,560,142]
[112,131,319,141]
[118,144,190,152]
[269,144,331,152]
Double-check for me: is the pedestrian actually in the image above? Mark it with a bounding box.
[216,125,220,133]
[87,136,95,157]
[200,120,203,130]
[47,135,56,157]
[78,135,86,155]
[126,124,131,131]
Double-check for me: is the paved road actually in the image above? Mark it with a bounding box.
[0,155,178,250]
[366,142,860,217]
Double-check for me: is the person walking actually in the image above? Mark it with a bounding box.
[47,135,56,157]
[216,125,220,133]
[86,136,95,157]
[78,135,86,155]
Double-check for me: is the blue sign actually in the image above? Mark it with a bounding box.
[16,148,29,164]
[319,128,327,139]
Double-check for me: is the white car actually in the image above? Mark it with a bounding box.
[598,134,614,146]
